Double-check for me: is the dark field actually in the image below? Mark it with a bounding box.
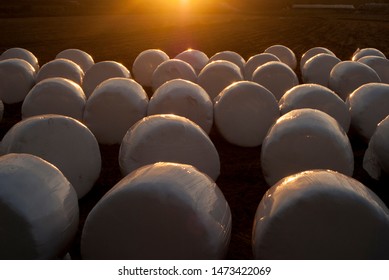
[1,9,389,259]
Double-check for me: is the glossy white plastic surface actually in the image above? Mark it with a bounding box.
[0,153,79,259]
[175,49,209,74]
[329,61,381,101]
[214,81,279,147]
[56,48,94,72]
[83,78,149,145]
[264,45,297,70]
[279,84,350,132]
[358,56,389,84]
[352,47,386,61]
[364,115,389,180]
[148,79,213,134]
[198,60,243,101]
[82,61,131,98]
[261,108,354,186]
[300,47,336,71]
[22,77,86,120]
[151,59,197,92]
[252,169,389,259]
[132,49,169,87]
[0,47,39,71]
[36,59,84,85]
[302,53,341,86]
[209,50,245,73]
[348,83,389,141]
[0,115,101,199]
[0,58,36,104]
[252,61,299,101]
[81,162,231,260]
[119,114,220,180]
[244,53,280,80]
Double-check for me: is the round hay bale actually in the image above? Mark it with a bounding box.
[81,162,231,260]
[56,48,94,73]
[36,59,84,85]
[0,153,78,259]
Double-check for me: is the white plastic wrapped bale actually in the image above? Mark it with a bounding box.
[244,53,280,80]
[119,114,220,181]
[279,84,350,132]
[132,49,169,88]
[364,115,389,180]
[21,77,86,121]
[264,45,297,70]
[0,47,39,71]
[35,59,84,85]
[329,61,381,101]
[0,58,36,104]
[175,49,209,74]
[261,108,353,186]
[55,48,94,73]
[0,153,79,259]
[83,78,149,145]
[252,169,389,259]
[0,115,101,199]
[352,47,386,61]
[209,51,245,74]
[151,59,197,92]
[302,53,341,86]
[147,79,213,134]
[214,81,279,147]
[198,60,243,101]
[300,47,336,72]
[358,56,389,84]
[348,83,389,141]
[252,61,299,101]
[82,61,131,98]
[81,162,231,260]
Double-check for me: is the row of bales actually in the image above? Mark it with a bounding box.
[1,45,389,259]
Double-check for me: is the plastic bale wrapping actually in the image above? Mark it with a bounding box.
[151,59,197,92]
[279,83,350,132]
[261,108,354,186]
[209,51,245,74]
[0,153,79,260]
[364,115,389,180]
[56,49,94,73]
[148,79,213,134]
[83,78,149,145]
[35,59,84,85]
[132,49,170,88]
[299,46,336,72]
[22,77,86,121]
[358,56,389,84]
[0,114,101,199]
[214,81,280,147]
[348,83,389,141]
[329,61,381,101]
[244,53,280,81]
[82,61,131,98]
[175,49,209,75]
[252,169,389,260]
[264,45,297,70]
[0,47,39,71]
[252,61,299,101]
[0,59,36,104]
[119,114,220,181]
[81,162,231,260]
[198,60,243,101]
[302,53,341,87]
[352,47,386,61]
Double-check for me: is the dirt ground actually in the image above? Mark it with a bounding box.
[1,9,389,259]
